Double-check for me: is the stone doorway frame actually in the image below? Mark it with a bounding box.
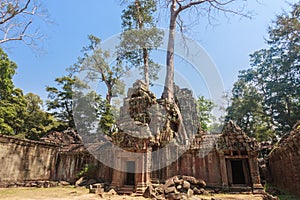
[226,158,251,187]
[125,161,136,185]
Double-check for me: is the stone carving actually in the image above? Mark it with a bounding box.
[217,120,259,152]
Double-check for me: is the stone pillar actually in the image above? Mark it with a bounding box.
[135,150,152,195]
[248,155,263,193]
[111,169,122,188]
[218,151,228,188]
[145,150,151,184]
[192,152,196,177]
[110,154,123,188]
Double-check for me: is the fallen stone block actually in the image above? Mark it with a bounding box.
[167,193,182,200]
[182,181,190,190]
[165,186,177,194]
[187,188,194,198]
[164,178,175,189]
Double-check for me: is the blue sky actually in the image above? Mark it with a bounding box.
[4,0,298,101]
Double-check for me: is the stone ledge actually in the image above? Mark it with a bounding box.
[0,134,59,148]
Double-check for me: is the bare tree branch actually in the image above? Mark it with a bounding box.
[0,0,47,48]
[0,0,31,24]
[208,0,251,19]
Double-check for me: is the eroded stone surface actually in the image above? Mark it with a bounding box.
[268,121,300,195]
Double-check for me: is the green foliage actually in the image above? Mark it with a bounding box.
[69,35,127,135]
[0,48,17,99]
[46,76,76,129]
[264,184,300,200]
[196,96,215,131]
[226,3,300,140]
[0,89,57,139]
[73,90,113,136]
[64,35,128,136]
[121,0,157,30]
[98,103,115,136]
[118,0,163,86]
[77,163,97,179]
[74,35,126,104]
[226,80,275,141]
[0,48,56,139]
[23,93,58,140]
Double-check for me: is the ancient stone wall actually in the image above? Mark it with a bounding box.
[0,134,112,186]
[268,122,300,195]
[152,147,222,187]
[178,149,222,186]
[0,134,58,186]
[53,151,112,184]
[53,152,94,183]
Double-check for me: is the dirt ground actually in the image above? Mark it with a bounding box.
[0,187,266,200]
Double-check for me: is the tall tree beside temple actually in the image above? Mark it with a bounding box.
[226,2,300,140]
[119,0,163,88]
[68,35,129,135]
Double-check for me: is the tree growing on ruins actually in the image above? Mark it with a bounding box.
[118,0,163,88]
[160,0,249,101]
[139,0,249,144]
[0,0,47,46]
[226,2,300,139]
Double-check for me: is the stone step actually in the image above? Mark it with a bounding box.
[135,183,148,196]
[228,186,252,194]
[117,185,135,195]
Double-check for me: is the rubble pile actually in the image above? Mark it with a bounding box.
[1,180,69,188]
[40,128,85,152]
[143,175,206,200]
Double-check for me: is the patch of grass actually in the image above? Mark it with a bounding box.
[196,194,264,200]
[278,194,300,200]
[264,183,300,200]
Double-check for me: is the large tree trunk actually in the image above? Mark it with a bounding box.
[135,0,150,89]
[106,84,112,105]
[143,48,150,88]
[161,1,188,144]
[162,0,177,101]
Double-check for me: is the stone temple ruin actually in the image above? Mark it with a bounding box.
[0,80,267,198]
[80,80,263,195]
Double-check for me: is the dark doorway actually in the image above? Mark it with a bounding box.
[231,160,245,184]
[125,161,135,185]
